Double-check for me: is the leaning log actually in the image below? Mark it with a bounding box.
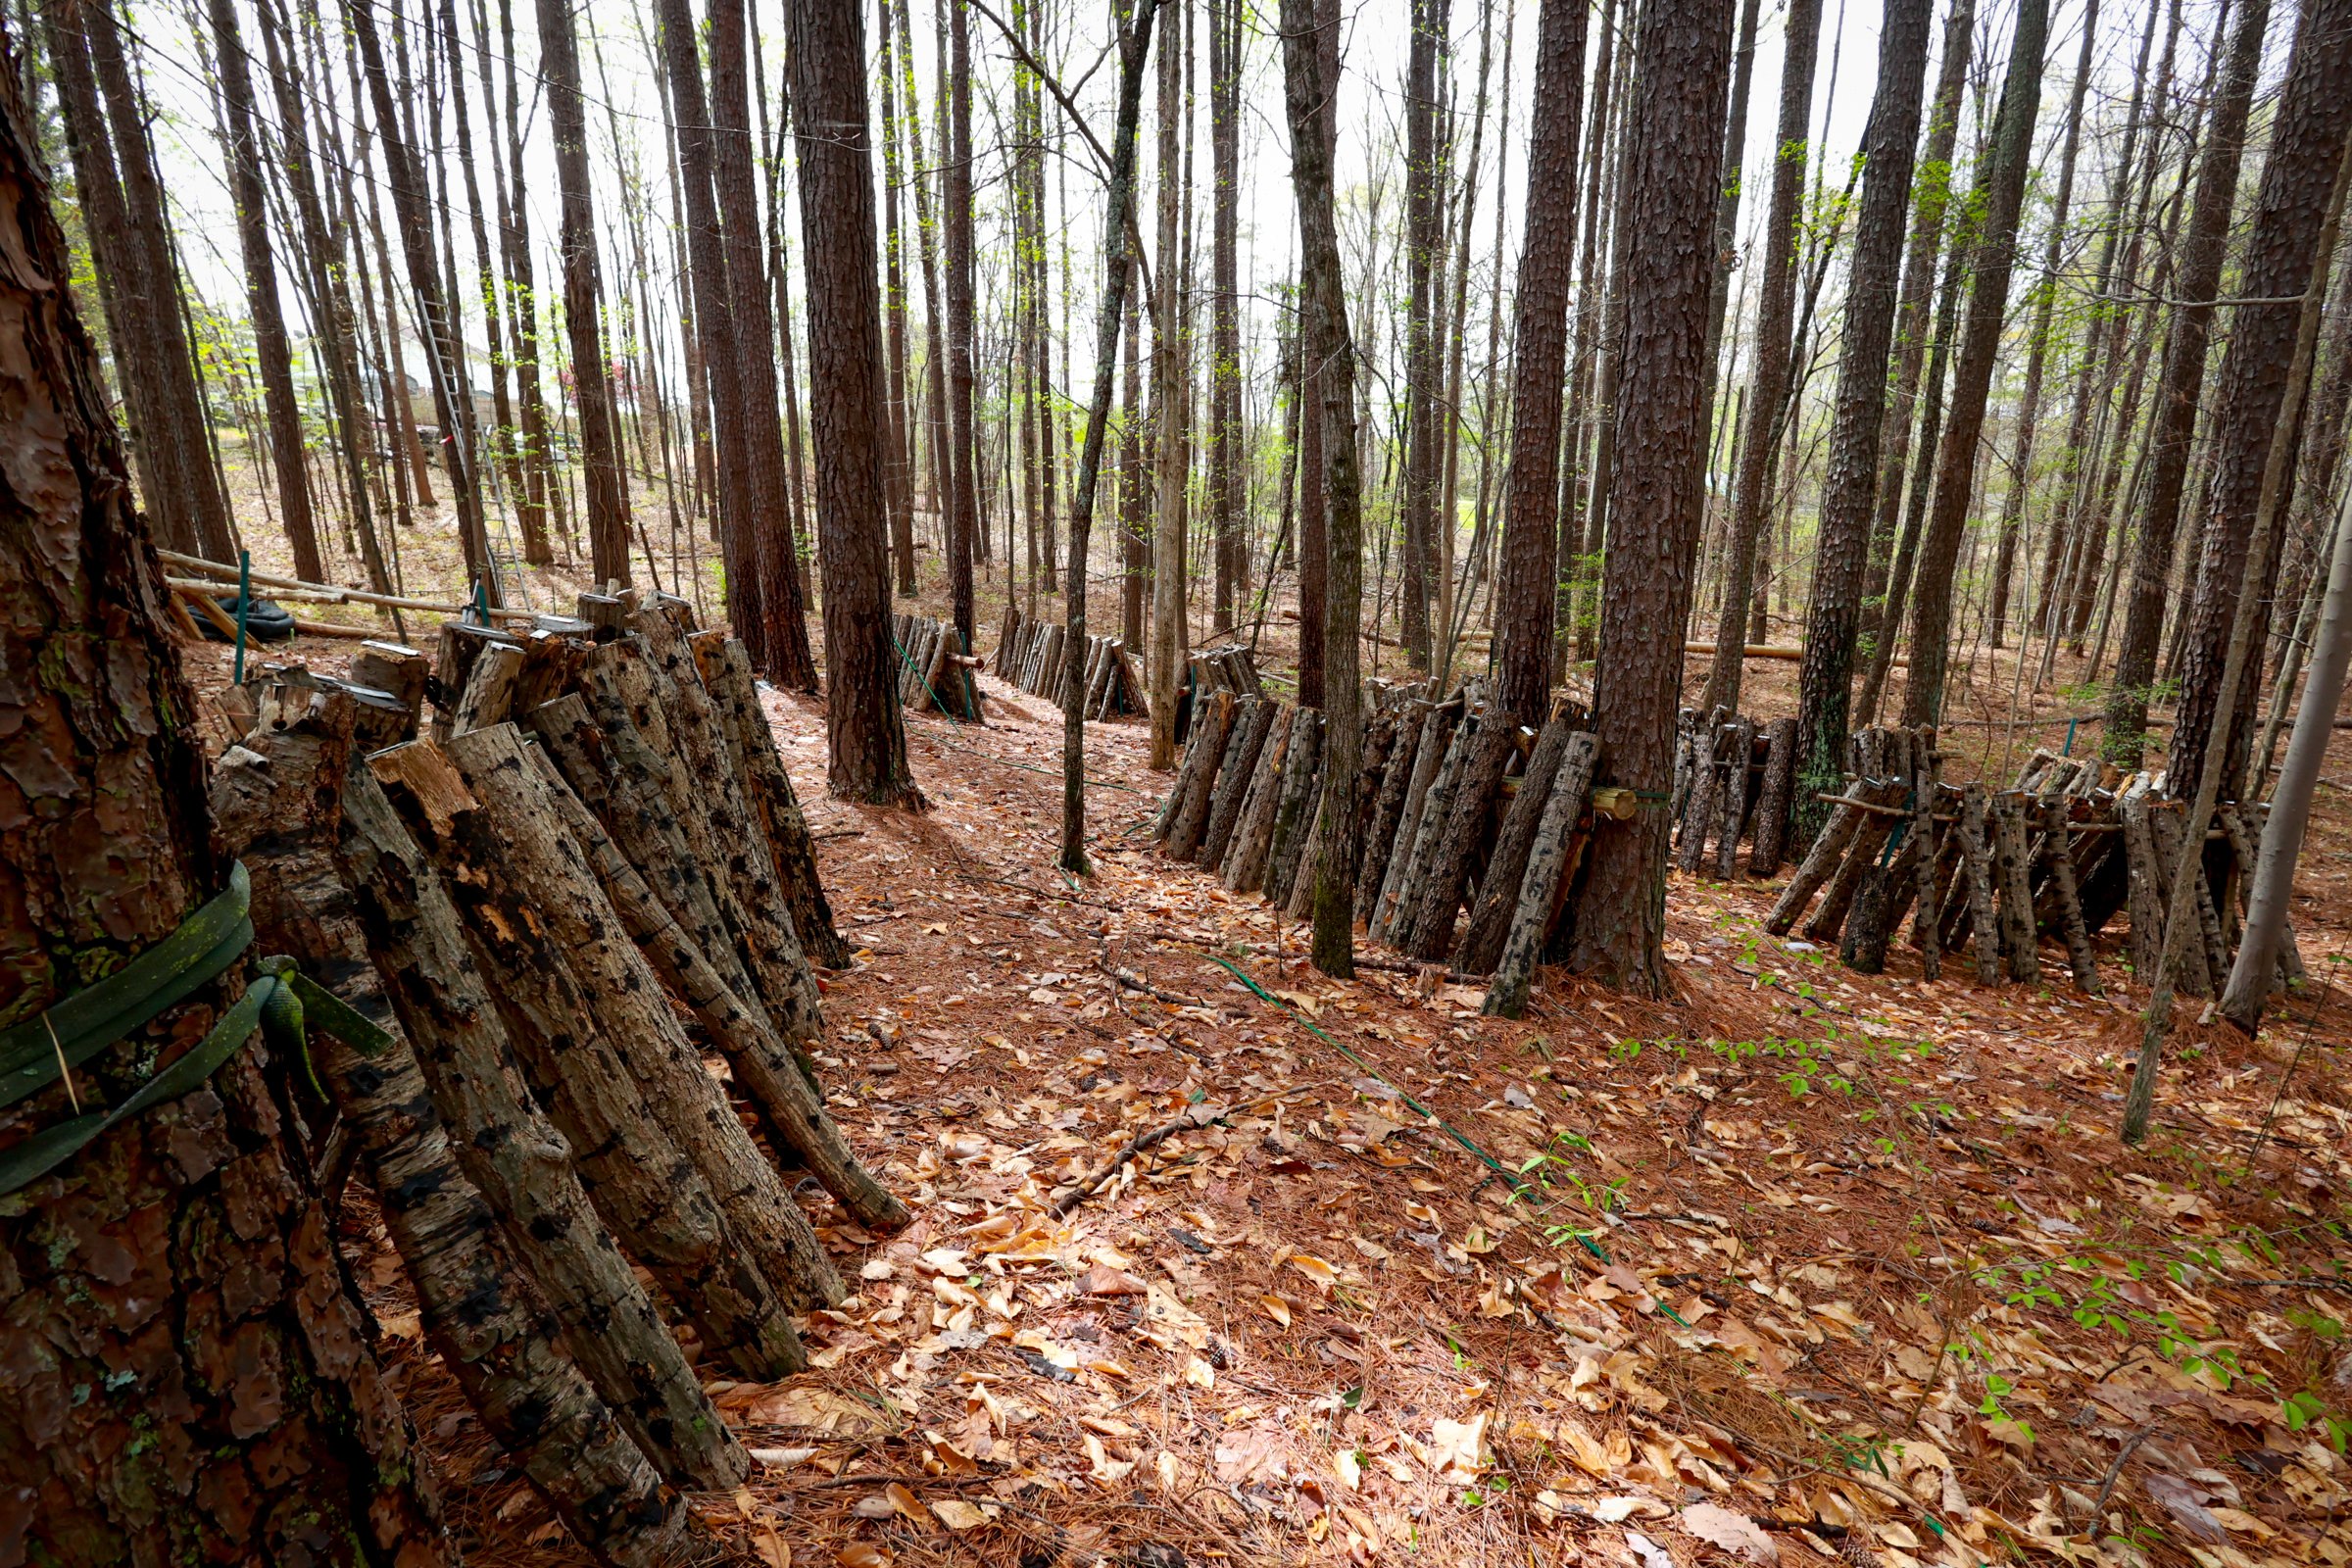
[336,761,764,1477]
[1748,715,1798,875]
[220,696,727,1532]
[1164,690,1238,859]
[1990,792,2040,982]
[365,745,821,1367]
[1262,709,1327,908]
[1200,695,1274,868]
[1958,784,2002,984]
[1400,713,1518,959]
[2039,800,2101,993]
[1483,731,1599,1019]
[1222,706,1295,893]
[1455,717,1574,975]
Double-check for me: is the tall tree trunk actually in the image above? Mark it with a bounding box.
[1858,0,1974,635]
[46,0,236,562]
[1146,0,1189,768]
[1896,0,2050,725]
[791,0,921,806]
[1556,0,1618,668]
[1569,0,1733,997]
[1292,0,1340,708]
[1207,0,1242,632]
[349,0,497,598]
[2166,0,2352,799]
[206,0,319,578]
[2103,0,2266,765]
[533,0,634,583]
[1061,0,1162,872]
[0,74,450,1562]
[1282,0,1364,975]
[658,0,768,670]
[1985,0,2099,647]
[1396,0,1449,671]
[1788,0,1930,844]
[1697,0,1822,717]
[1490,0,1589,724]
[945,0,983,655]
[712,0,819,686]
[879,0,919,595]
[443,0,528,583]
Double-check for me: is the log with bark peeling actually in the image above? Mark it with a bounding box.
[365,741,819,1368]
[1456,717,1575,975]
[2039,800,2102,992]
[1263,708,1327,906]
[1164,688,1237,858]
[1200,695,1274,868]
[335,760,761,1476]
[690,633,852,969]
[1991,791,2040,982]
[1959,784,2003,984]
[1400,712,1517,959]
[1222,705,1294,892]
[1376,699,1468,937]
[1483,731,1599,1019]
[476,725,906,1231]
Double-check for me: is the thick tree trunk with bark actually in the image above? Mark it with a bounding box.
[0,86,449,1560]
[534,0,635,583]
[1491,0,1589,724]
[1698,0,1822,718]
[2103,0,2271,768]
[1896,0,2050,726]
[791,0,920,806]
[2168,0,2352,799]
[1569,0,1734,997]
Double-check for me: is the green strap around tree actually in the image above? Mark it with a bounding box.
[0,863,386,1200]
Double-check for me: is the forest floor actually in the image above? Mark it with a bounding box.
[183,519,2352,1568]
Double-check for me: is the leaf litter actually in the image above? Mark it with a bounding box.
[331,666,2351,1568]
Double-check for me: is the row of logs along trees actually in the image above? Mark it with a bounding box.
[6,0,2352,1551]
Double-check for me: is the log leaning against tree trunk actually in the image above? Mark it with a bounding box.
[1457,716,1575,975]
[1483,731,1600,1019]
[365,741,819,1371]
[335,757,760,1480]
[213,698,706,1553]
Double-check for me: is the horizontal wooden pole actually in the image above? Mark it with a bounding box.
[159,549,535,621]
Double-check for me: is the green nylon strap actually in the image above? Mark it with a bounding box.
[1202,952,1635,1279]
[0,862,255,1110]
[0,972,278,1198]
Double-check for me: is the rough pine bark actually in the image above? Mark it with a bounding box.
[2103,0,2270,767]
[2167,0,2352,799]
[1283,0,1367,975]
[1568,0,1734,997]
[0,78,450,1561]
[1785,0,1929,845]
[791,0,920,806]
[1491,0,1589,725]
[1897,0,2050,726]
[1396,0,1450,671]
[1697,0,1822,718]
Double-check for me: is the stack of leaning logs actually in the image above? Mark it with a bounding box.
[1765,729,2302,996]
[1672,706,1801,877]
[995,604,1150,716]
[208,591,905,1567]
[892,611,984,720]
[1150,681,1621,1020]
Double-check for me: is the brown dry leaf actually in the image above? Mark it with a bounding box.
[836,1545,893,1568]
[1084,1432,1135,1484]
[1429,1411,1490,1483]
[882,1483,935,1530]
[1289,1253,1341,1291]
[1259,1293,1294,1328]
[733,1489,791,1567]
[1682,1502,1780,1564]
[930,1498,993,1532]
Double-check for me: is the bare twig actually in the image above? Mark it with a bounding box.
[1050,1102,1224,1217]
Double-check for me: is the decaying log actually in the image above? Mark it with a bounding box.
[1263,709,1327,908]
[1958,784,2002,984]
[1222,706,1294,892]
[619,618,826,1035]
[1804,778,1908,943]
[1378,705,1476,942]
[451,640,525,735]
[1990,792,2040,983]
[1713,715,1755,880]
[2038,801,2101,993]
[1163,690,1237,859]
[1282,779,1330,919]
[1767,789,1871,936]
[689,634,852,968]
[456,724,906,1233]
[1354,700,1433,917]
[336,762,759,1481]
[1676,711,1721,872]
[1840,863,1895,974]
[1911,734,1943,981]
[1400,713,1518,959]
[218,696,723,1537]
[1456,717,1574,975]
[1200,696,1274,868]
[1483,731,1598,1019]
[366,744,821,1369]
[1749,715,1798,875]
